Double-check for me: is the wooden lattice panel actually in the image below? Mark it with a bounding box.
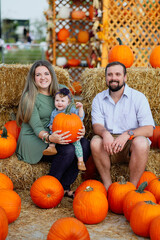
[103,0,160,67]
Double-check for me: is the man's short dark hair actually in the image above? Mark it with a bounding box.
[105,61,127,76]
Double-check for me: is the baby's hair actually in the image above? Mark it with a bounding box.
[55,88,72,101]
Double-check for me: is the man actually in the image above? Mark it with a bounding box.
[91,61,154,190]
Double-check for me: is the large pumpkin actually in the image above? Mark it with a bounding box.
[78,31,89,43]
[0,127,17,159]
[149,45,160,68]
[0,189,21,223]
[136,170,157,190]
[123,181,156,221]
[52,104,83,143]
[130,201,160,238]
[57,28,70,42]
[107,176,136,214]
[149,125,160,148]
[71,10,85,20]
[0,207,8,240]
[75,179,107,198]
[30,175,64,209]
[147,177,160,203]
[108,38,134,68]
[73,186,108,224]
[47,217,90,240]
[4,120,21,141]
[0,172,14,190]
[149,215,160,240]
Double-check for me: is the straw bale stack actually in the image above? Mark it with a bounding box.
[81,67,160,178]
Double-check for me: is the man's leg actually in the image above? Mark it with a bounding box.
[90,136,112,190]
[129,136,150,187]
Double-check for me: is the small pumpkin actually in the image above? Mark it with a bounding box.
[52,103,83,143]
[147,177,160,203]
[149,45,160,68]
[107,176,136,214]
[149,215,160,240]
[149,125,160,148]
[81,155,98,180]
[30,175,64,209]
[71,10,85,20]
[68,59,80,67]
[0,189,21,223]
[0,207,8,240]
[0,172,14,190]
[75,179,107,198]
[108,38,134,68]
[0,127,17,159]
[123,181,156,221]
[136,170,157,190]
[73,186,108,224]
[47,217,90,240]
[78,31,89,43]
[70,81,82,95]
[56,57,67,67]
[57,28,70,42]
[4,120,21,141]
[130,201,160,238]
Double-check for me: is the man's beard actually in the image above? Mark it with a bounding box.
[108,81,125,92]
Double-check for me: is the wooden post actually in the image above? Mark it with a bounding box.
[101,0,109,67]
[52,0,56,65]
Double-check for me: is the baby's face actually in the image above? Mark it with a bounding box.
[55,94,70,111]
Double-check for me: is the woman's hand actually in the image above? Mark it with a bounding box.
[77,125,85,140]
[49,130,71,145]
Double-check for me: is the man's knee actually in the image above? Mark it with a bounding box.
[90,135,102,152]
[131,136,150,152]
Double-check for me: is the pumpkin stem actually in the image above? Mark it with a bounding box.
[117,37,122,45]
[1,127,8,139]
[84,186,93,192]
[118,176,127,185]
[145,200,156,205]
[65,103,76,115]
[136,181,147,193]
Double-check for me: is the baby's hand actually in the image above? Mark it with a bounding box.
[75,102,83,108]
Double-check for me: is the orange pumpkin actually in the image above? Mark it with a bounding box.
[123,181,156,221]
[70,81,82,95]
[30,175,64,209]
[0,207,8,240]
[149,45,160,68]
[68,59,80,67]
[130,201,160,238]
[0,172,14,190]
[47,217,90,240]
[149,215,160,240]
[81,155,98,180]
[52,104,83,143]
[107,176,136,214]
[4,120,21,141]
[0,189,21,223]
[147,177,160,203]
[108,38,134,68]
[71,10,85,20]
[57,28,70,42]
[75,179,107,198]
[73,186,108,224]
[89,5,94,20]
[136,170,157,190]
[0,127,17,159]
[78,31,89,43]
[149,126,160,148]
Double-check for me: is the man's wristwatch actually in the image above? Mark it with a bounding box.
[128,130,134,140]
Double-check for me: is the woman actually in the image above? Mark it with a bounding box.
[16,60,90,198]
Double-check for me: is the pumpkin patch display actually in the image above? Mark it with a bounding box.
[71,10,86,20]
[123,181,156,221]
[30,175,64,209]
[0,172,14,190]
[130,201,160,238]
[107,176,136,214]
[47,217,90,240]
[136,170,157,190]
[57,28,70,42]
[4,120,21,142]
[73,186,108,224]
[52,103,83,143]
[0,189,21,223]
[75,179,107,198]
[149,45,160,68]
[0,127,17,159]
[147,177,160,203]
[108,38,134,68]
[78,30,89,43]
[149,215,160,240]
[0,207,8,240]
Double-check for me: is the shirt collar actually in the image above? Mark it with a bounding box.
[103,83,130,99]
